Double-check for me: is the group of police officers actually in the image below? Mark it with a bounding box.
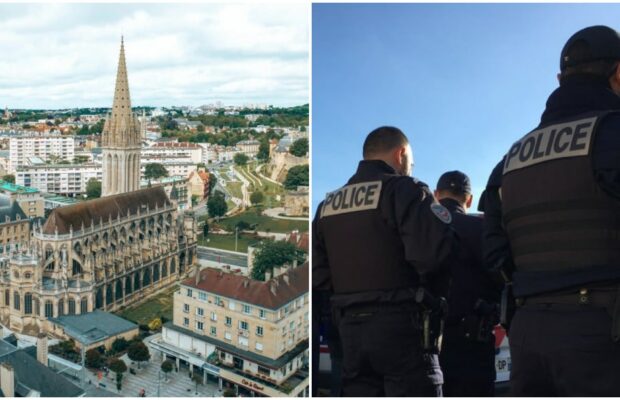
[312,25,620,396]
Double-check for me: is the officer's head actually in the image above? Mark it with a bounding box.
[434,170,473,210]
[363,126,413,176]
[558,25,620,94]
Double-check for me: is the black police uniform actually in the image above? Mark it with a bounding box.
[438,197,500,397]
[482,74,620,396]
[313,159,456,397]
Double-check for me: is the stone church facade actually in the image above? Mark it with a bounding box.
[0,39,197,336]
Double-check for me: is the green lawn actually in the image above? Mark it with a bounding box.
[199,233,264,252]
[215,209,308,233]
[116,285,178,326]
[227,181,243,199]
[241,163,285,208]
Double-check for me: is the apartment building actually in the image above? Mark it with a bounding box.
[9,136,75,172]
[0,197,29,254]
[16,164,102,197]
[0,180,44,218]
[144,142,203,164]
[151,263,309,397]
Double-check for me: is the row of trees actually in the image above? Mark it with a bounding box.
[86,338,150,391]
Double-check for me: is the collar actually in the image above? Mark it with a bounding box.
[541,77,620,124]
[439,197,466,215]
[351,160,398,181]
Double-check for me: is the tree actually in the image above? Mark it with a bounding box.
[197,124,205,133]
[127,341,150,368]
[203,223,209,237]
[223,388,236,397]
[233,153,249,166]
[161,360,173,380]
[283,164,309,190]
[207,191,228,219]
[250,240,306,281]
[208,173,217,196]
[250,191,264,205]
[192,373,203,395]
[257,140,270,162]
[111,337,129,354]
[109,357,127,390]
[86,178,102,198]
[289,138,308,157]
[73,155,90,164]
[144,163,169,180]
[235,221,251,231]
[2,174,15,184]
[86,348,104,369]
[148,318,162,331]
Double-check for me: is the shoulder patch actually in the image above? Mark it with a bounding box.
[503,116,597,174]
[430,203,452,224]
[321,181,382,218]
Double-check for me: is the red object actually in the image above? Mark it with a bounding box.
[97,371,103,381]
[494,325,507,348]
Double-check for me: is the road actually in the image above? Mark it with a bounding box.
[197,246,248,268]
[263,207,308,221]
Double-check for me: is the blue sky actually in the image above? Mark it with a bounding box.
[0,3,308,108]
[312,3,620,211]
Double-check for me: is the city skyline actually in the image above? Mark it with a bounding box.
[0,3,309,109]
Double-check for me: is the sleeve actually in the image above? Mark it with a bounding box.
[312,201,332,292]
[592,115,620,200]
[480,159,514,282]
[389,178,457,278]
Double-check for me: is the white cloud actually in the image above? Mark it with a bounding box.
[0,3,309,108]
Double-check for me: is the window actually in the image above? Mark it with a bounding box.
[215,296,222,306]
[196,321,204,331]
[258,365,270,375]
[196,307,204,316]
[183,318,189,327]
[199,292,207,301]
[45,301,53,318]
[210,312,217,321]
[81,297,88,314]
[13,292,20,311]
[239,321,248,331]
[243,304,251,315]
[186,288,193,297]
[225,316,232,326]
[210,326,217,336]
[4,290,9,307]
[24,293,32,315]
[259,309,266,319]
[256,326,264,336]
[255,342,263,351]
[183,304,189,313]
[238,337,248,347]
[290,321,296,330]
[68,299,76,315]
[228,300,236,311]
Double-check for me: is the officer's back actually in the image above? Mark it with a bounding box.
[434,171,500,397]
[313,126,456,397]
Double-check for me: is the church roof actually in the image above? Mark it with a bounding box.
[42,186,170,235]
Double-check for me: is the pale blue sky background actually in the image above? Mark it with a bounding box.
[0,3,308,108]
[312,3,620,212]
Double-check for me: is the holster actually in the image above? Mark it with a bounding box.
[415,287,448,354]
[500,282,516,334]
[461,299,500,342]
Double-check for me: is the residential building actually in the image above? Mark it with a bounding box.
[284,187,309,217]
[151,263,309,397]
[188,168,210,200]
[0,197,29,254]
[16,164,102,197]
[144,142,203,164]
[236,140,260,158]
[0,179,44,218]
[140,176,192,211]
[9,135,75,172]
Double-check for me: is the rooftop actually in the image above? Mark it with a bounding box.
[42,186,170,235]
[0,180,39,194]
[0,340,84,397]
[50,310,138,346]
[182,263,308,310]
[0,200,27,224]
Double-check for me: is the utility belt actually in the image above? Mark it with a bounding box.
[335,288,448,354]
[446,299,500,343]
[517,285,620,342]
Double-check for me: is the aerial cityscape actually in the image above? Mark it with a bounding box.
[0,4,309,397]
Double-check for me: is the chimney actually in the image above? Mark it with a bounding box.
[293,259,298,269]
[37,333,48,366]
[264,271,271,281]
[270,282,277,296]
[0,363,14,398]
[195,268,201,285]
[243,279,249,288]
[283,273,290,285]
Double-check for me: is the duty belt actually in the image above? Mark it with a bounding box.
[517,287,616,308]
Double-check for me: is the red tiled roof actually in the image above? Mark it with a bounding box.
[183,263,308,310]
[287,231,309,252]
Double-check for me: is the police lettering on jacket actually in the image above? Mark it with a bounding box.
[503,116,597,174]
[321,181,382,217]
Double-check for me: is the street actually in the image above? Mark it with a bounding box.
[197,246,248,268]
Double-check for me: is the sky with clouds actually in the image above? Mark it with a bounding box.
[0,3,309,109]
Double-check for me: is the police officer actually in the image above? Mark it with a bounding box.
[313,126,456,396]
[482,25,620,396]
[434,171,500,397]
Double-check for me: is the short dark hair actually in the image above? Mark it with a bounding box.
[560,39,619,81]
[362,126,408,159]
